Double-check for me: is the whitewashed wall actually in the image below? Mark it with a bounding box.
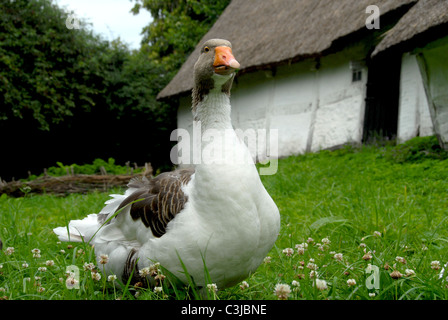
[232,60,317,159]
[415,37,448,149]
[309,48,367,152]
[176,44,368,163]
[397,53,433,143]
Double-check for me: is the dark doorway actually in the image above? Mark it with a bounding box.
[362,54,401,143]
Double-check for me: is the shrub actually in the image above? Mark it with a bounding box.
[384,136,448,163]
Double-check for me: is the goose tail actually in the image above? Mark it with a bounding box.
[53,214,100,243]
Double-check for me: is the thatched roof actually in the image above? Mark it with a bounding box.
[158,0,416,99]
[373,0,448,56]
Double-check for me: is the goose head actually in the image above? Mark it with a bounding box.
[192,39,240,109]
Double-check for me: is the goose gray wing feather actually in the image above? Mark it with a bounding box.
[116,167,195,237]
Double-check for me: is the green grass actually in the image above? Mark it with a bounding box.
[1,136,448,300]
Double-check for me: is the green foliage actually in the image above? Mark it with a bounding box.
[384,136,448,163]
[0,0,107,130]
[132,0,231,77]
[1,0,232,180]
[0,0,173,130]
[22,158,145,181]
[0,0,232,129]
[43,158,142,177]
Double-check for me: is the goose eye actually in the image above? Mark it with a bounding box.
[204,46,210,53]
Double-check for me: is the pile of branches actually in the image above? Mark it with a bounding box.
[0,164,153,197]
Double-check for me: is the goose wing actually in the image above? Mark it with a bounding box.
[116,167,195,237]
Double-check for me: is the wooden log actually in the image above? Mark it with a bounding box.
[0,174,148,197]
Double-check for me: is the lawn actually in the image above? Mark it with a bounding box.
[1,136,447,300]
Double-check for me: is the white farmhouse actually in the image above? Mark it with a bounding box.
[158,0,448,164]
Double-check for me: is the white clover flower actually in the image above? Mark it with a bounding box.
[390,270,403,279]
[322,237,331,245]
[32,248,41,258]
[98,254,109,265]
[395,256,406,264]
[306,262,318,270]
[5,247,14,255]
[240,281,249,290]
[295,243,307,254]
[362,252,373,261]
[45,260,55,267]
[373,231,381,237]
[431,260,441,270]
[153,286,163,293]
[149,262,161,276]
[66,276,79,289]
[108,275,117,282]
[274,283,291,300]
[66,271,76,278]
[347,279,356,287]
[334,253,343,261]
[296,242,308,249]
[291,280,300,288]
[91,272,101,281]
[155,273,166,283]
[207,283,218,293]
[83,262,96,271]
[22,262,29,268]
[314,279,328,291]
[38,267,47,272]
[405,269,416,277]
[282,248,294,257]
[139,267,151,277]
[37,287,45,293]
[263,256,272,264]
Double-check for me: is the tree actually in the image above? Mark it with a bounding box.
[0,0,231,180]
[131,0,231,79]
[0,0,108,130]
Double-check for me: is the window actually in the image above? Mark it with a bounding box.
[350,60,364,83]
[352,70,362,82]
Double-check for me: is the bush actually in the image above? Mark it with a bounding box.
[28,158,143,179]
[384,136,448,163]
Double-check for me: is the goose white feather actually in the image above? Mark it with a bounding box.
[53,39,280,289]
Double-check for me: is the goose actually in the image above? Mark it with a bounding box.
[53,39,280,290]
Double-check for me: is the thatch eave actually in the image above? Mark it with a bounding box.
[372,0,448,56]
[157,0,417,101]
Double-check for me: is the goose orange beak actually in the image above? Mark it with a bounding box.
[213,46,240,75]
